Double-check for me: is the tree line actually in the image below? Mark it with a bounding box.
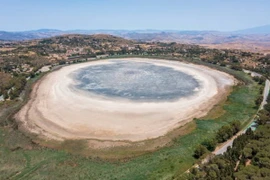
[189,89,270,180]
[193,120,241,159]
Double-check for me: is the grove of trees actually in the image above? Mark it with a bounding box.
[189,90,270,180]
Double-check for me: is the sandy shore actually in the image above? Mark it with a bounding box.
[15,58,235,142]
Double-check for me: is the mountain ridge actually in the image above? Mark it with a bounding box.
[1,24,270,41]
[235,24,270,34]
[1,25,270,53]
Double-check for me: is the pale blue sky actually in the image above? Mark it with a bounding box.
[0,0,269,31]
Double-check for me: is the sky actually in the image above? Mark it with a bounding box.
[0,0,270,31]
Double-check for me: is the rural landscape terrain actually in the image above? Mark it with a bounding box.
[1,25,270,53]
[0,26,270,179]
[1,0,270,179]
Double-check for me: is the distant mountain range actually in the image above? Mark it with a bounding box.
[0,29,63,41]
[1,25,270,53]
[235,25,270,34]
[0,24,269,41]
[0,29,219,41]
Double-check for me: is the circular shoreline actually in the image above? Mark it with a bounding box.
[15,58,236,142]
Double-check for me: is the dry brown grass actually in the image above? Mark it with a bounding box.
[0,48,16,51]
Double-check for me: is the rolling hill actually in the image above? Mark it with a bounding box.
[235,24,270,34]
[1,26,270,53]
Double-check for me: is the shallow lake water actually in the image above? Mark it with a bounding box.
[72,60,200,101]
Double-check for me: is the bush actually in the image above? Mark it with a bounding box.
[231,65,242,71]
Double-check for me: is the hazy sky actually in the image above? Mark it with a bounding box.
[1,0,270,31]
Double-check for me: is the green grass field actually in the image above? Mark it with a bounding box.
[0,59,261,180]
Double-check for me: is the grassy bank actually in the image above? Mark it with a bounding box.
[0,57,261,179]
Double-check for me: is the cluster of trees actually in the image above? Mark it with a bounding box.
[255,56,270,79]
[190,129,254,180]
[257,95,270,125]
[0,72,11,101]
[253,76,266,85]
[216,121,241,143]
[194,120,241,159]
[230,65,242,71]
[189,90,270,180]
[265,95,270,112]
[0,74,27,100]
[0,52,48,103]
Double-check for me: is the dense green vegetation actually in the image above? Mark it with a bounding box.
[254,55,270,79]
[188,92,270,180]
[215,120,241,143]
[0,64,261,179]
[193,120,241,160]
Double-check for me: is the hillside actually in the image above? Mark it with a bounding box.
[235,24,270,34]
[0,34,134,61]
[1,29,270,53]
[121,32,270,53]
[0,34,269,72]
[40,34,133,47]
[0,29,63,41]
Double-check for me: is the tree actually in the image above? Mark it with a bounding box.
[243,147,253,159]
[256,96,263,107]
[234,165,260,179]
[3,90,8,100]
[258,114,269,125]
[202,138,217,152]
[264,103,270,112]
[245,128,254,137]
[216,125,234,143]
[230,120,241,135]
[30,72,36,78]
[258,110,270,125]
[194,145,208,159]
[59,60,66,65]
[9,89,17,100]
